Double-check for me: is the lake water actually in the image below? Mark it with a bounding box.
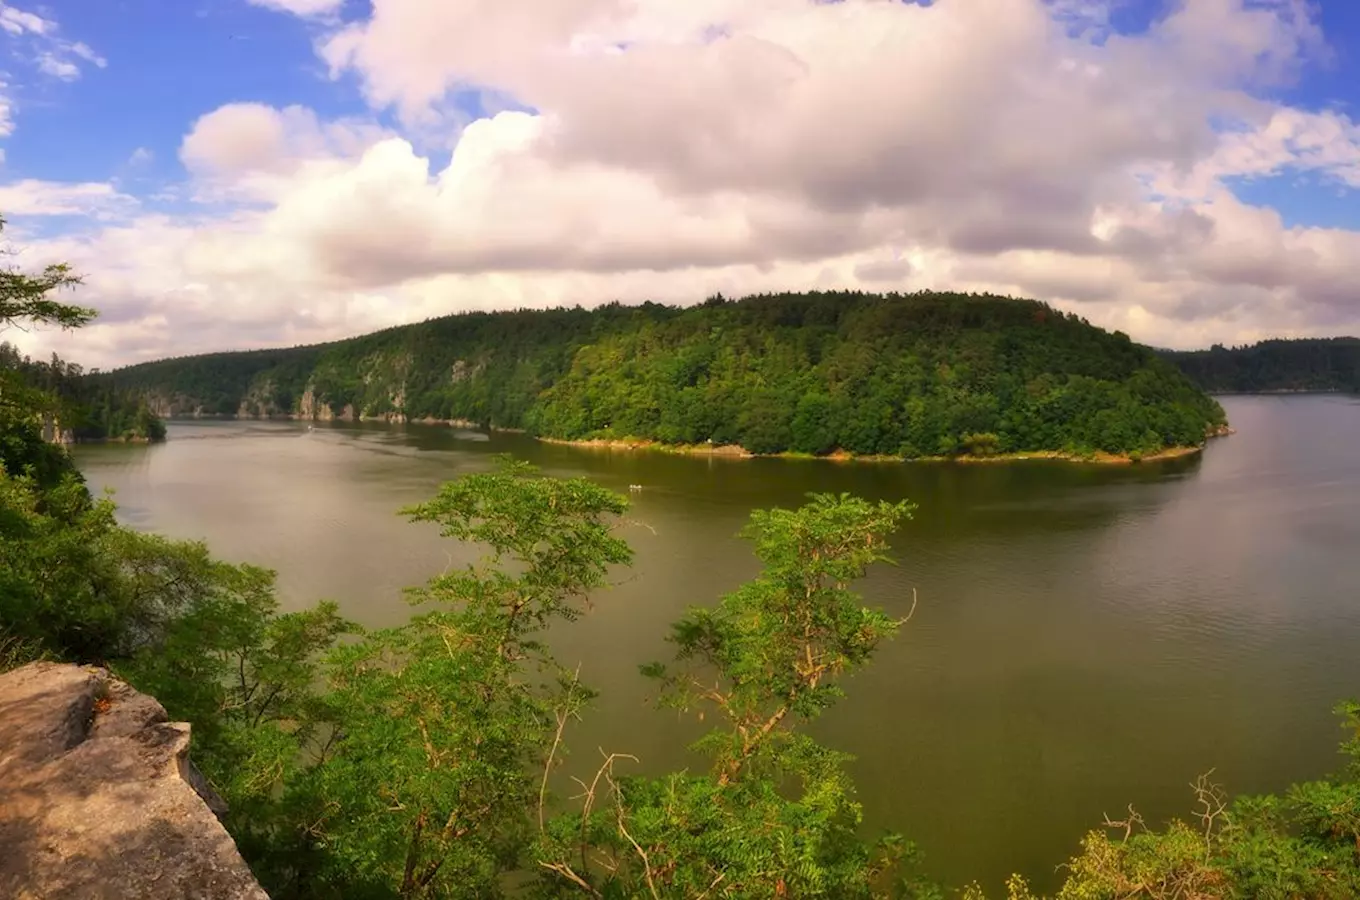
[73,394,1360,892]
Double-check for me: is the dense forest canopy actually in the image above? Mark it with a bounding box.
[104,291,1226,459]
[1162,337,1360,394]
[0,343,165,442]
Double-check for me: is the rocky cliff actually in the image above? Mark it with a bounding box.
[0,662,268,900]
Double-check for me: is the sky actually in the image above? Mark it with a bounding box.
[2,0,1360,368]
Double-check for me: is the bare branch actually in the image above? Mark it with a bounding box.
[540,665,582,832]
[1101,805,1145,843]
[538,861,603,898]
[605,758,660,900]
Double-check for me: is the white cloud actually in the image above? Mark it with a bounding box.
[0,4,52,36]
[178,103,394,203]
[10,0,1360,368]
[68,41,105,67]
[180,103,384,176]
[1197,107,1360,188]
[128,147,154,167]
[0,179,135,217]
[0,1,105,124]
[37,51,79,81]
[0,81,12,138]
[246,0,344,18]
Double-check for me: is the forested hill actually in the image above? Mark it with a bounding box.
[1,343,165,443]
[102,291,1226,458]
[1162,338,1360,394]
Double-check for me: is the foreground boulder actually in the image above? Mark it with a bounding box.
[0,662,268,899]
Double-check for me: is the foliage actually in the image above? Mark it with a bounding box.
[535,494,934,899]
[1164,338,1360,394]
[0,471,198,661]
[0,244,175,662]
[0,215,93,332]
[2,342,166,442]
[650,493,914,782]
[120,582,357,896]
[402,457,634,655]
[0,456,356,892]
[0,229,346,897]
[971,704,1360,899]
[300,459,634,899]
[101,292,1226,457]
[0,381,84,490]
[0,624,49,673]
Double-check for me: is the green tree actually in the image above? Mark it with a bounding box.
[0,216,93,332]
[101,291,1228,460]
[967,702,1360,899]
[537,493,936,899]
[305,458,634,898]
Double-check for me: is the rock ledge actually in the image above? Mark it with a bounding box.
[0,662,268,899]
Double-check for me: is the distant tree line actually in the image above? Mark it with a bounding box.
[103,291,1227,459]
[1163,338,1360,394]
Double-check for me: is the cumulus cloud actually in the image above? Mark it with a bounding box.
[1196,107,1360,188]
[9,0,1360,368]
[179,103,393,203]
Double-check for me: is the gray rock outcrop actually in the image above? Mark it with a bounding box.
[0,662,268,899]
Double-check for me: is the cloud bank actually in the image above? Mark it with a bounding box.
[6,0,1360,367]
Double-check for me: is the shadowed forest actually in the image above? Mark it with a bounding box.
[1161,338,1360,394]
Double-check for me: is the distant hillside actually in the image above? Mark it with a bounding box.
[101,291,1226,459]
[1163,338,1360,394]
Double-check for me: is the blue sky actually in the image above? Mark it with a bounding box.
[1238,0,1360,229]
[3,2,364,182]
[2,0,1359,365]
[6,0,1357,206]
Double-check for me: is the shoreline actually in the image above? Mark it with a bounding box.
[1209,389,1352,396]
[60,435,160,446]
[162,416,1234,467]
[537,436,1223,466]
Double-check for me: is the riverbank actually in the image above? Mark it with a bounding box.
[53,434,161,446]
[536,436,1222,465]
[168,416,1232,465]
[166,411,526,433]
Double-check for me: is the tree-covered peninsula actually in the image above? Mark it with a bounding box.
[1,343,166,443]
[104,291,1226,460]
[1162,337,1360,394]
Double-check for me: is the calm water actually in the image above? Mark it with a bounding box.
[73,395,1360,892]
